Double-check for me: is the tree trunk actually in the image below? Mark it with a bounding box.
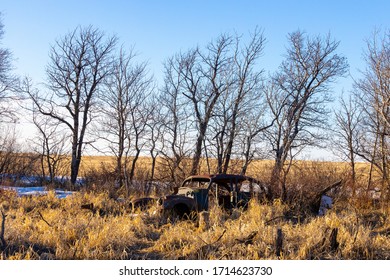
[222,103,239,174]
[240,136,252,175]
[116,155,123,188]
[150,154,156,182]
[70,154,81,186]
[191,122,207,175]
[271,148,285,199]
[129,149,141,182]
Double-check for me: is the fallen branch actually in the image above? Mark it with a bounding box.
[214,229,227,243]
[319,180,342,197]
[38,211,52,227]
[264,215,285,225]
[197,229,227,259]
[198,229,226,246]
[235,231,258,245]
[311,180,342,214]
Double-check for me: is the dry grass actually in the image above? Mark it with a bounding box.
[1,156,388,260]
[79,156,372,183]
[1,188,389,260]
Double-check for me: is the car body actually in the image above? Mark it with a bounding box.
[130,174,268,217]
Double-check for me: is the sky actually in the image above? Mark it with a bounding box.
[2,0,389,87]
[1,0,390,159]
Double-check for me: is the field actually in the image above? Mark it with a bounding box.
[1,158,390,260]
[1,188,390,260]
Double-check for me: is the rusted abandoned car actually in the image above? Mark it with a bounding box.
[130,174,268,217]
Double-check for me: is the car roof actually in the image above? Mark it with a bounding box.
[183,174,259,184]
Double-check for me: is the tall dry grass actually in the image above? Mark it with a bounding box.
[1,155,389,260]
[1,187,389,260]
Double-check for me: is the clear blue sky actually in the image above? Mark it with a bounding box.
[2,0,389,89]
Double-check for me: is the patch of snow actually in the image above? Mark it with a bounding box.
[318,195,333,216]
[0,186,74,198]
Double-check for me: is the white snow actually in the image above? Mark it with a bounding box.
[0,186,74,198]
[318,195,333,216]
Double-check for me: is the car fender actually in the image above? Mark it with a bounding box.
[162,195,197,211]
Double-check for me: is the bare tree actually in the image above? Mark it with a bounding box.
[144,96,165,182]
[362,29,390,128]
[210,29,266,174]
[239,83,276,175]
[353,29,390,198]
[124,89,154,184]
[0,125,37,180]
[98,47,153,188]
[159,55,193,185]
[0,126,18,175]
[333,94,362,196]
[179,34,235,175]
[0,14,19,178]
[28,26,117,186]
[161,30,272,178]
[266,31,348,200]
[32,110,69,184]
[355,88,386,193]
[0,13,18,123]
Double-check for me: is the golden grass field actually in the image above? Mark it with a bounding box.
[1,187,389,260]
[78,155,356,183]
[1,156,389,260]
